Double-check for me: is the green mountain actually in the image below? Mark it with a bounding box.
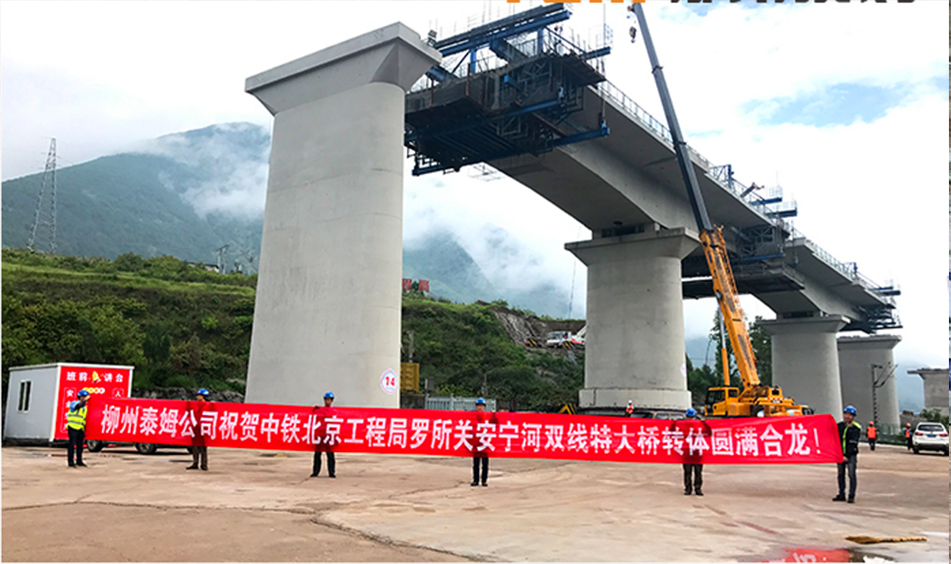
[3,123,577,317]
[403,233,500,305]
[2,123,267,266]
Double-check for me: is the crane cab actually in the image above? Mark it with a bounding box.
[704,385,812,418]
[704,387,741,417]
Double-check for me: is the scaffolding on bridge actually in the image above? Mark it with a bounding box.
[405,4,611,176]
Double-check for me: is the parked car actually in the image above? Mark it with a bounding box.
[911,422,949,455]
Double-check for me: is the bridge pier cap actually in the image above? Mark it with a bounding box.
[759,316,849,416]
[567,226,700,410]
[243,24,439,408]
[245,23,441,113]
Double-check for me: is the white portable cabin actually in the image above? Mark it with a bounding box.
[4,363,134,443]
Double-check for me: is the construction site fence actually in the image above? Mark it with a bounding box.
[425,396,498,412]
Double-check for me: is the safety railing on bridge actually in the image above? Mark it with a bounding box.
[597,80,711,171]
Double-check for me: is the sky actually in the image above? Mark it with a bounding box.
[1,0,948,378]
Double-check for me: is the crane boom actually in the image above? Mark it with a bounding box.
[629,5,806,416]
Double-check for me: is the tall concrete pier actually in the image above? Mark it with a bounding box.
[244,24,440,407]
[837,334,901,426]
[907,368,950,417]
[567,227,698,409]
[759,316,848,416]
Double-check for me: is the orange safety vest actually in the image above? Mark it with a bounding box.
[904,427,910,438]
[867,426,877,439]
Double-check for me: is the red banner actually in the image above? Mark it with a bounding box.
[85,398,843,464]
[55,365,132,440]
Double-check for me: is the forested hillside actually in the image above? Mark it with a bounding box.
[1,249,584,411]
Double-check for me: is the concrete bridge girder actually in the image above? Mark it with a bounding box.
[754,277,862,325]
[491,86,770,236]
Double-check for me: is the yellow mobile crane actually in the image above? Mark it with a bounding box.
[629,5,809,417]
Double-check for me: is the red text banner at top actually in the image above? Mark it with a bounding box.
[85,398,843,464]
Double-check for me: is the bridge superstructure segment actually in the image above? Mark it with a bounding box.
[405,5,899,416]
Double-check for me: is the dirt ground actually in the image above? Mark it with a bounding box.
[2,443,947,562]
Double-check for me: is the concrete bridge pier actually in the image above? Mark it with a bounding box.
[566,227,699,410]
[243,24,440,407]
[759,316,849,416]
[907,368,950,417]
[837,335,901,427]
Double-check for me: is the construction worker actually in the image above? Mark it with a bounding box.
[866,422,877,451]
[833,405,861,504]
[625,400,634,417]
[66,390,91,468]
[682,408,703,496]
[186,388,210,471]
[311,392,335,478]
[904,423,913,451]
[471,398,489,487]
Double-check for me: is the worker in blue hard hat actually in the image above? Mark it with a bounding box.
[311,392,336,478]
[186,388,211,471]
[682,408,703,496]
[833,405,861,503]
[471,398,490,487]
[66,389,91,468]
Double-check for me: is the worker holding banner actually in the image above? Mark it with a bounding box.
[85,396,845,466]
[66,390,91,468]
[471,398,489,487]
[681,408,706,496]
[186,388,211,471]
[833,405,861,504]
[311,392,336,478]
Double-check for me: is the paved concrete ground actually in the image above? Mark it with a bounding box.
[2,443,947,562]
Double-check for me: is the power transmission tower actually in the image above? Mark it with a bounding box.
[27,139,58,253]
[215,244,230,273]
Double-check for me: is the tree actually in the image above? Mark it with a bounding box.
[686,356,719,408]
[707,310,772,388]
[749,318,772,386]
[141,324,173,388]
[921,409,950,429]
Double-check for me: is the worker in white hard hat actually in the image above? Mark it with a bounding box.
[625,400,634,417]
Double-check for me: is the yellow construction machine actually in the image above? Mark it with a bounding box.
[630,5,809,417]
